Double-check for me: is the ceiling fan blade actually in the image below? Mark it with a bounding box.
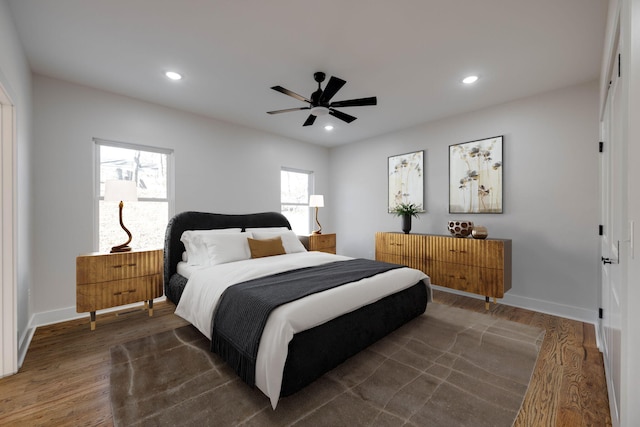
[271,86,311,103]
[329,109,357,123]
[267,107,310,114]
[303,114,317,126]
[330,96,377,108]
[319,76,346,104]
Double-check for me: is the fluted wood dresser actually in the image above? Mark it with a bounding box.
[76,249,163,330]
[375,232,511,309]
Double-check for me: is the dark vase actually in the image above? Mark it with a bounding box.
[402,214,412,234]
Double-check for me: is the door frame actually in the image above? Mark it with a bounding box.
[599,47,623,426]
[0,81,17,377]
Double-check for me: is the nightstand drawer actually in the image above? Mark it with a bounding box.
[76,249,163,284]
[311,234,335,250]
[76,274,163,312]
[300,233,337,254]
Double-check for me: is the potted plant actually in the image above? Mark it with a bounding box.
[391,203,421,234]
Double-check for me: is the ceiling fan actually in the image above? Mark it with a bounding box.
[267,72,377,127]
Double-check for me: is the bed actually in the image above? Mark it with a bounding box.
[164,211,431,408]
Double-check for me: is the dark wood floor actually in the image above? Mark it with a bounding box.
[0,291,611,426]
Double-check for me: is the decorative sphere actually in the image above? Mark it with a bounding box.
[472,225,488,239]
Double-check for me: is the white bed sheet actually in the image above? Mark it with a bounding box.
[176,260,198,278]
[174,251,431,408]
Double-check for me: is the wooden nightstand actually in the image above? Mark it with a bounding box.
[300,233,336,254]
[76,249,163,330]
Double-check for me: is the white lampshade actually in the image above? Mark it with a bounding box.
[309,194,324,208]
[104,180,138,202]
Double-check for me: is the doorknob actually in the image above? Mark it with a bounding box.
[601,256,613,264]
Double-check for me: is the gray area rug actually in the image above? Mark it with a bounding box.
[110,303,544,426]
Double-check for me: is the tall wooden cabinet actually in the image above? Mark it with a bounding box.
[375,232,511,308]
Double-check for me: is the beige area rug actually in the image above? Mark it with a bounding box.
[110,303,544,427]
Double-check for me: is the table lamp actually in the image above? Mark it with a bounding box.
[104,179,138,253]
[309,194,324,234]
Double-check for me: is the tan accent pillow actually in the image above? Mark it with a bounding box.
[247,236,286,258]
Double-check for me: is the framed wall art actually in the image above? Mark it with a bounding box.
[388,150,424,212]
[449,136,503,214]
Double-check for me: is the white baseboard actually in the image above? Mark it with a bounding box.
[432,285,599,324]
[19,297,168,369]
[28,296,168,329]
[29,306,86,329]
[17,326,35,369]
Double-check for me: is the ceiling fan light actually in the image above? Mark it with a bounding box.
[310,106,330,116]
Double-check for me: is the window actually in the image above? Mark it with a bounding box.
[95,139,174,253]
[281,168,313,234]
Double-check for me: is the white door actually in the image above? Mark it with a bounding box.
[600,40,623,427]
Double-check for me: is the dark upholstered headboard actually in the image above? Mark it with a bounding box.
[163,211,291,302]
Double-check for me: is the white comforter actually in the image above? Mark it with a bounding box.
[174,251,431,408]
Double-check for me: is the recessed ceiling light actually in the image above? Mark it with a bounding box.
[462,75,479,84]
[165,71,183,81]
[324,125,334,131]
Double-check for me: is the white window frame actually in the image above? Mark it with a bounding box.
[281,167,315,234]
[93,138,175,252]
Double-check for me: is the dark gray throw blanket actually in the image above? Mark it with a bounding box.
[211,258,404,387]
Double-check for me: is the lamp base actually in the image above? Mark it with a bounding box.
[312,230,322,235]
[111,201,134,253]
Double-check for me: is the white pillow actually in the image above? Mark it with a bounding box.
[180,228,242,266]
[244,227,290,233]
[202,232,253,265]
[251,230,307,254]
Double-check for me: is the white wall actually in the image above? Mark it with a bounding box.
[330,81,600,322]
[0,0,33,367]
[31,75,330,323]
[27,76,601,329]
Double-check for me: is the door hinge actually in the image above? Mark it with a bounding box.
[599,225,604,236]
[599,308,603,319]
[599,141,604,152]
[618,53,621,77]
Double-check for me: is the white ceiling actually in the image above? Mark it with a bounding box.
[7,0,608,147]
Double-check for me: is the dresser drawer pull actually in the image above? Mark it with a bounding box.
[113,289,137,296]
[448,249,467,253]
[112,263,137,269]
